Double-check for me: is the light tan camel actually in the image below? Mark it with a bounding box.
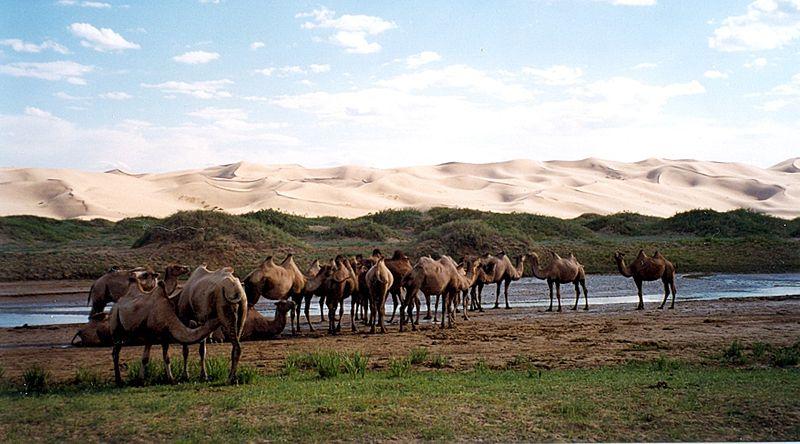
[481,252,526,309]
[213,300,296,341]
[614,250,677,310]
[400,255,480,330]
[109,274,221,385]
[177,266,248,384]
[366,257,394,333]
[87,266,153,316]
[529,252,589,311]
[242,254,306,333]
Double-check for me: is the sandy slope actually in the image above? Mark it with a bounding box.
[1,158,798,220]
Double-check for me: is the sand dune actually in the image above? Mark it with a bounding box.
[1,158,798,220]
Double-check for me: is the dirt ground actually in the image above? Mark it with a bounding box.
[2,291,799,382]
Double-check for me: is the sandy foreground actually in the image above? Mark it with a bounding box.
[1,294,798,382]
[1,157,798,220]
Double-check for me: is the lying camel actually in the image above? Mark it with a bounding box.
[87,266,153,316]
[614,250,677,310]
[109,274,220,385]
[242,255,306,333]
[529,252,589,311]
[177,266,248,384]
[366,257,394,333]
[481,252,526,309]
[213,300,296,341]
[401,255,480,330]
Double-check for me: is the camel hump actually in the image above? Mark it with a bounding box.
[552,251,561,260]
[391,250,405,260]
[653,250,663,258]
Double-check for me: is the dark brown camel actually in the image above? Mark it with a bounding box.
[614,250,677,310]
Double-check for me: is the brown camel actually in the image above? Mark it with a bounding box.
[481,252,526,309]
[400,255,480,330]
[306,255,358,334]
[381,250,413,323]
[109,274,220,385]
[177,266,248,384]
[213,300,296,341]
[289,259,323,332]
[87,266,153,316]
[242,254,306,333]
[352,255,375,325]
[614,250,677,310]
[529,252,589,311]
[72,312,113,347]
[366,257,394,333]
[461,255,490,312]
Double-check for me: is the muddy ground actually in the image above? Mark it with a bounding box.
[1,291,799,382]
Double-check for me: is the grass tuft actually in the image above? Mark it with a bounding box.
[388,357,411,378]
[722,340,747,365]
[408,347,429,365]
[74,367,105,389]
[22,365,51,394]
[343,352,369,378]
[430,354,449,369]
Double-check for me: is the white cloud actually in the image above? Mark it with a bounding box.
[0,39,69,54]
[172,50,220,64]
[100,91,132,100]
[632,62,658,70]
[744,57,768,68]
[24,107,54,118]
[521,65,584,85]
[249,41,265,50]
[405,51,441,69]
[280,65,305,75]
[376,64,537,102]
[758,98,791,111]
[0,60,93,84]
[54,91,89,100]
[68,23,140,52]
[58,0,112,7]
[599,0,657,5]
[141,79,233,99]
[297,6,396,54]
[709,0,800,52]
[309,63,331,73]
[703,70,729,79]
[199,0,221,3]
[188,107,247,120]
[254,68,275,76]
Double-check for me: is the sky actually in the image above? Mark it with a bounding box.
[0,0,799,172]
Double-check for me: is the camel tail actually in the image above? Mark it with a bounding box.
[235,300,247,340]
[86,282,95,306]
[71,331,82,346]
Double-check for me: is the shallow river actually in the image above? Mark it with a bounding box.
[0,273,799,328]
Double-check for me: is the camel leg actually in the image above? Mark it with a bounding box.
[351,296,357,333]
[338,300,344,332]
[181,344,190,379]
[433,293,440,323]
[228,338,241,385]
[140,344,152,382]
[369,297,377,334]
[162,344,175,384]
[503,279,511,309]
[477,283,484,312]
[659,280,669,309]
[409,297,418,331]
[289,302,296,335]
[198,339,209,381]
[635,278,644,310]
[319,295,326,323]
[415,296,421,325]
[399,297,406,332]
[440,293,448,329]
[379,294,388,334]
[327,301,336,334]
[304,294,315,332]
[424,294,432,320]
[388,291,398,323]
[493,282,501,309]
[572,282,580,310]
[581,279,589,310]
[462,290,470,321]
[669,280,677,309]
[556,283,562,312]
[546,280,554,312]
[112,343,123,386]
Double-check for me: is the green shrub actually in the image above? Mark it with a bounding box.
[408,347,429,365]
[658,209,789,238]
[388,357,411,378]
[321,219,394,241]
[771,343,799,367]
[74,367,105,389]
[311,351,343,379]
[23,365,51,394]
[430,354,449,369]
[473,358,489,374]
[343,352,369,378]
[233,364,259,385]
[0,216,103,244]
[416,219,529,257]
[365,209,424,230]
[243,209,313,237]
[576,212,659,236]
[650,355,682,371]
[751,342,771,361]
[722,341,747,365]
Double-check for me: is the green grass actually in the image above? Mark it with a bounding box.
[21,365,50,394]
[1,363,798,442]
[408,347,429,365]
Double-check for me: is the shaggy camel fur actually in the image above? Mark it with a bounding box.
[109,275,220,385]
[213,300,296,341]
[529,252,589,311]
[481,252,526,309]
[177,266,248,384]
[366,258,394,333]
[614,250,677,310]
[400,256,480,330]
[88,266,153,316]
[242,255,306,333]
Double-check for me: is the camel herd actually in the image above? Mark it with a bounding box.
[71,248,677,385]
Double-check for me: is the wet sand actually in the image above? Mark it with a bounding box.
[1,294,798,382]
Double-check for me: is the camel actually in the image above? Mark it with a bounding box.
[306,256,358,334]
[382,250,413,323]
[177,266,248,384]
[481,252,526,309]
[400,255,481,330]
[87,266,153,316]
[460,255,490,312]
[614,250,677,310]
[213,300,296,341]
[289,259,322,332]
[352,255,374,325]
[366,257,394,333]
[528,252,589,311]
[71,312,113,347]
[242,254,306,333]
[109,273,221,385]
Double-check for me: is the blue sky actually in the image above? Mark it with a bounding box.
[1,0,798,172]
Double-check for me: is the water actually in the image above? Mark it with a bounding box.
[0,273,799,328]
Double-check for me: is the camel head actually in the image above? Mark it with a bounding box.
[391,250,407,260]
[274,299,295,314]
[165,264,191,278]
[305,265,331,293]
[613,252,625,263]
[372,248,383,259]
[129,269,159,292]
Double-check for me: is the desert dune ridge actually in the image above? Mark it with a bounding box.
[1,157,798,221]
